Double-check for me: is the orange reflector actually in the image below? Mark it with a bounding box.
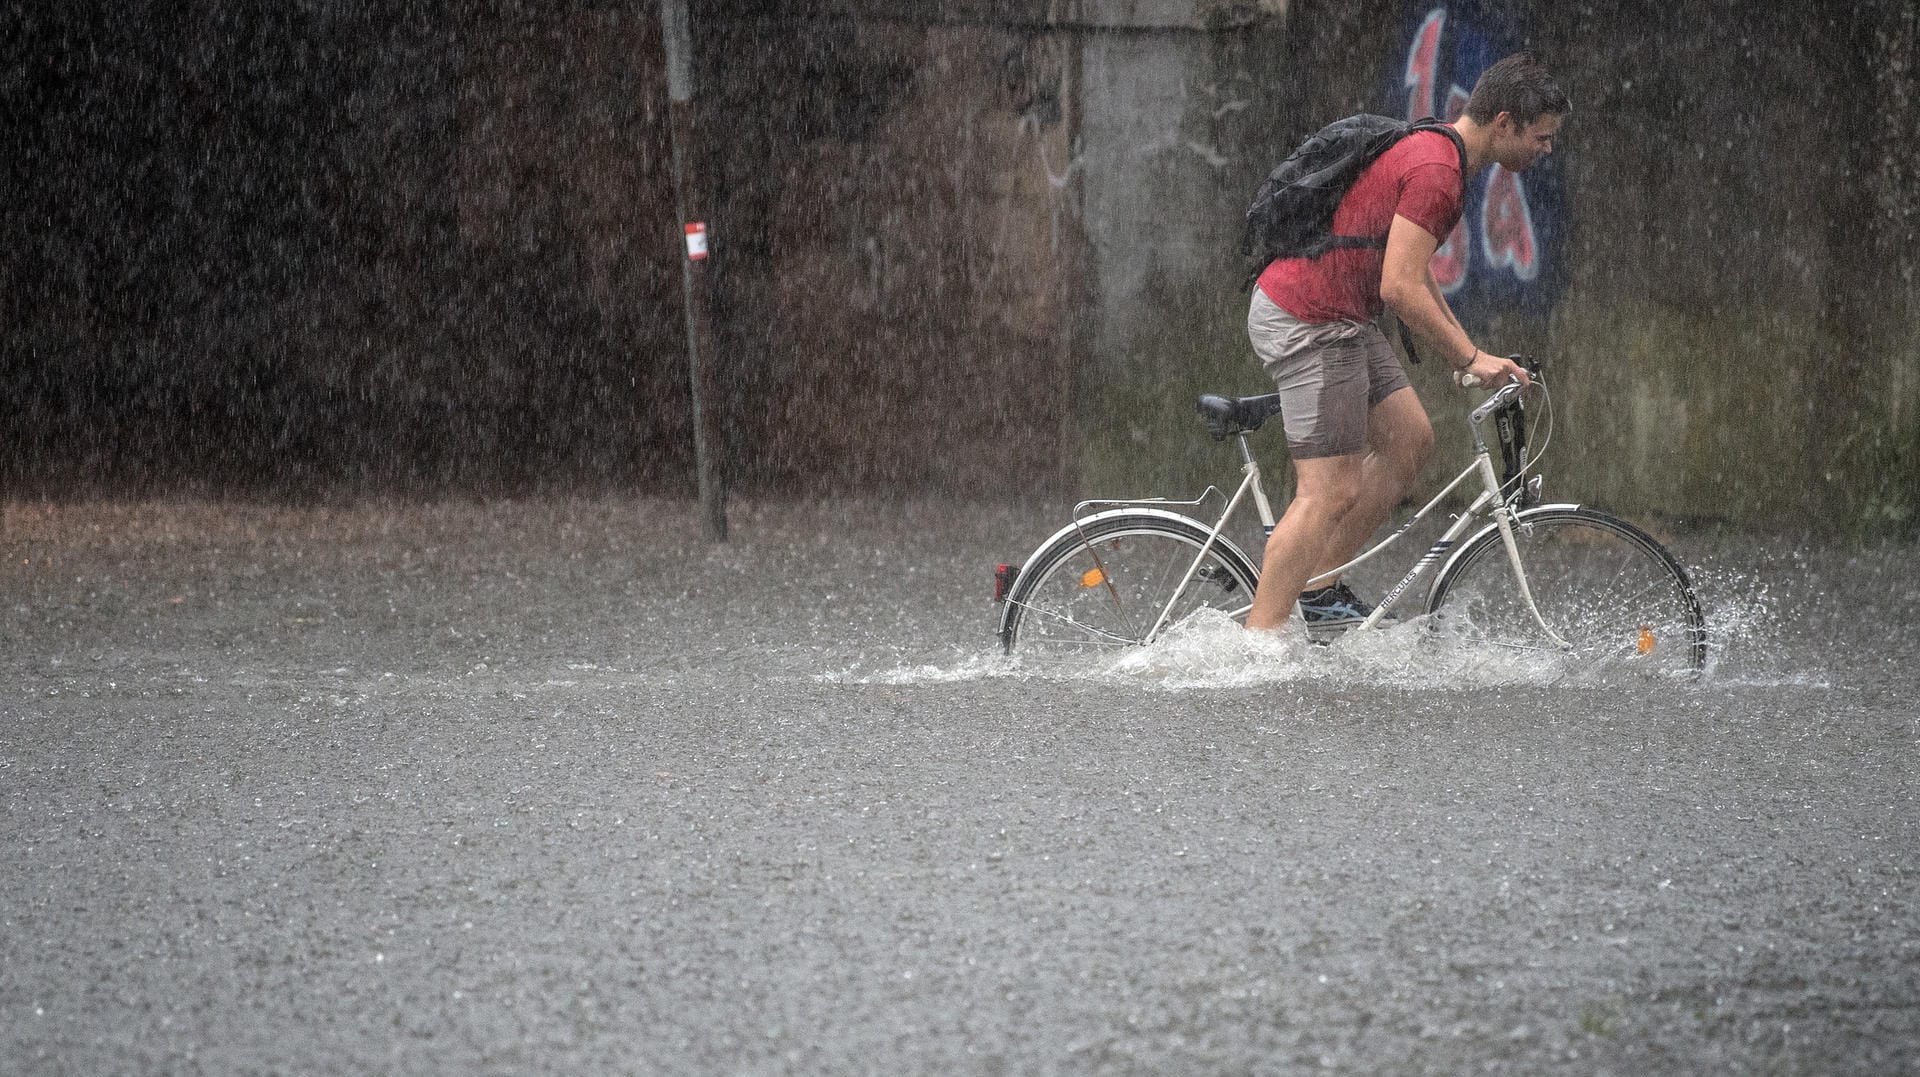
[1079,567,1107,589]
[1637,626,1656,655]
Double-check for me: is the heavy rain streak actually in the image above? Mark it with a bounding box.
[4,3,1917,1074]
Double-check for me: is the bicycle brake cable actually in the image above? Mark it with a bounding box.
[1519,377,1554,486]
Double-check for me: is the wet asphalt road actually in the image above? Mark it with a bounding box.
[3,497,1917,1074]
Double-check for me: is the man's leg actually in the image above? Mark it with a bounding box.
[1243,453,1364,632]
[1308,386,1434,586]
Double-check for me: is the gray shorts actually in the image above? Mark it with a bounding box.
[1246,289,1411,460]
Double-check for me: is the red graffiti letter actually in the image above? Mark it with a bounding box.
[1430,85,1471,291]
[1404,9,1444,121]
[1433,220,1470,292]
[1481,166,1539,281]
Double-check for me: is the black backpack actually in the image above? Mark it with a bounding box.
[1241,114,1466,288]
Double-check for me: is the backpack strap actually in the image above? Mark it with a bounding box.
[1323,119,1468,255]
[1410,117,1468,178]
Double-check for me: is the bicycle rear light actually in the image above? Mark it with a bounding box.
[993,563,1017,602]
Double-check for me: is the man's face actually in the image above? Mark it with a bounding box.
[1495,112,1563,172]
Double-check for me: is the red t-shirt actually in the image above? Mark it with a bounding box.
[1256,129,1465,323]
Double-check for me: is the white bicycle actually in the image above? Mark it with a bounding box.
[993,358,1707,677]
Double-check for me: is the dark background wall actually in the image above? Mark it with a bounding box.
[5,3,689,496]
[3,1,1088,501]
[5,1,1917,530]
[696,11,1086,497]
[1524,0,1919,530]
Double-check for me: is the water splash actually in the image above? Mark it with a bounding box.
[1683,548,1830,687]
[818,608,1705,691]
[816,652,1016,686]
[819,532,1832,692]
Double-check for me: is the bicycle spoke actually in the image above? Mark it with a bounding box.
[1002,516,1261,657]
[1427,508,1704,678]
[1006,597,1144,647]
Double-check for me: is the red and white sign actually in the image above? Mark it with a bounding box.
[684,222,709,260]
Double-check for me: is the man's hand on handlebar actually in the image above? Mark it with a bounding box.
[1455,351,1531,390]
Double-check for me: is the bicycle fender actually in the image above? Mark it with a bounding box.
[1425,502,1585,609]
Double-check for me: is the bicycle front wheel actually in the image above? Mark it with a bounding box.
[999,511,1261,656]
[1424,506,1706,677]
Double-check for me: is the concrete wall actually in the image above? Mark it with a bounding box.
[1051,0,1920,532]
[1522,0,1919,531]
[1069,20,1289,495]
[7,0,1914,530]
[699,3,1290,498]
[700,17,1089,496]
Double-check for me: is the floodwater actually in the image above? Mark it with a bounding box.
[3,497,1916,1074]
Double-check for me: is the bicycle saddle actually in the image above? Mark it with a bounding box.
[1197,393,1286,440]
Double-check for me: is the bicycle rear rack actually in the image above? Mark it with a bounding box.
[1070,487,1231,528]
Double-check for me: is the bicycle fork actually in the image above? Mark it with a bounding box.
[1478,453,1574,651]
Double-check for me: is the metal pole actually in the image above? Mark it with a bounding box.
[659,0,727,541]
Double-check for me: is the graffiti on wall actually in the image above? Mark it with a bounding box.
[1395,4,1565,319]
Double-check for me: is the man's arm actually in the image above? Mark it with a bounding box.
[1379,214,1529,387]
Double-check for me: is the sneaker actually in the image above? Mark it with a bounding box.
[1298,582,1388,633]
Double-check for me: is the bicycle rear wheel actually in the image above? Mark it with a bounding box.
[1424,506,1706,677]
[999,511,1260,656]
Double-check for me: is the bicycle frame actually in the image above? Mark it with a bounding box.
[1131,381,1572,648]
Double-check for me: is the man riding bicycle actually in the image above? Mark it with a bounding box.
[1244,53,1571,635]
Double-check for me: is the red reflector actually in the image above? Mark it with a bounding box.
[993,563,1017,602]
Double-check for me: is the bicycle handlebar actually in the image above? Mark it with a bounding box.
[1465,356,1544,430]
[1456,354,1543,389]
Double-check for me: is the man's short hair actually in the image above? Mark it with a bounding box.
[1465,53,1571,128]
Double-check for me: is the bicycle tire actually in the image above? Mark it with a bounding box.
[1424,506,1706,676]
[1000,510,1261,656]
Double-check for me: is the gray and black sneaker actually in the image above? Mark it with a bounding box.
[1298,582,1388,636]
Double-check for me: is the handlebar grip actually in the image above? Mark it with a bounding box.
[1458,354,1542,389]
